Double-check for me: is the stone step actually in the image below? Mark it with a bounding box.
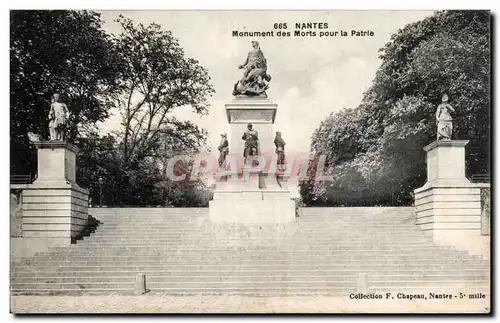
[28,252,484,260]
[10,276,359,283]
[89,209,207,213]
[12,264,489,272]
[90,227,424,231]
[11,274,488,284]
[92,229,422,233]
[83,235,430,240]
[42,248,479,258]
[70,237,434,242]
[25,249,487,257]
[95,220,415,224]
[96,219,414,223]
[26,249,472,257]
[78,235,437,240]
[94,213,412,217]
[82,237,432,242]
[369,280,489,288]
[90,230,424,234]
[83,230,427,235]
[85,235,427,240]
[365,286,490,293]
[53,248,461,255]
[94,224,415,228]
[82,237,430,243]
[88,234,424,239]
[93,217,415,221]
[25,252,485,261]
[13,261,488,269]
[63,241,449,247]
[11,270,489,278]
[10,287,355,296]
[11,286,488,297]
[16,251,489,265]
[10,279,486,292]
[84,238,429,242]
[95,223,418,228]
[77,242,435,248]
[9,280,355,290]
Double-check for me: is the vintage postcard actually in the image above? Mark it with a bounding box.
[9,9,491,314]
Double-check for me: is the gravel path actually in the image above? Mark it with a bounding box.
[10,295,490,314]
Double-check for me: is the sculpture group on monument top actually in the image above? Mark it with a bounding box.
[233,40,272,97]
[436,94,455,141]
[49,93,69,141]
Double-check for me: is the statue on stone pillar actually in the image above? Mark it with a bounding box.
[233,40,272,97]
[274,131,286,170]
[436,94,455,140]
[242,123,259,164]
[218,133,229,168]
[48,93,69,141]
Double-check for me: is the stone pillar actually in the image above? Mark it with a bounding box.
[209,98,296,223]
[21,141,89,244]
[414,140,483,251]
[422,140,470,186]
[35,141,77,184]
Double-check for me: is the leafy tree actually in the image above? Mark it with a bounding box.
[10,10,122,175]
[75,133,123,206]
[73,17,215,207]
[113,16,214,163]
[76,132,213,207]
[302,10,490,206]
[11,12,214,207]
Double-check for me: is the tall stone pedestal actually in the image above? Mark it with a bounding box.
[21,141,89,244]
[414,140,485,255]
[209,98,295,223]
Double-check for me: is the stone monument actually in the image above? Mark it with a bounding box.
[18,93,89,245]
[414,94,485,252]
[209,41,295,223]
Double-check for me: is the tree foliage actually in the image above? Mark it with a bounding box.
[10,10,122,175]
[301,10,490,206]
[114,16,214,163]
[74,16,214,207]
[11,11,215,207]
[96,17,215,206]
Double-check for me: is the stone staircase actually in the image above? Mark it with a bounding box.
[10,207,490,296]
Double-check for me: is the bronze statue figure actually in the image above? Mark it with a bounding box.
[48,93,69,141]
[436,94,455,140]
[242,123,259,164]
[218,133,229,167]
[274,131,286,169]
[233,40,272,97]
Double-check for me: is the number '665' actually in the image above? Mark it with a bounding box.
[274,23,287,29]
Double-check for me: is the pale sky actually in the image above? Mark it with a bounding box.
[98,10,434,157]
